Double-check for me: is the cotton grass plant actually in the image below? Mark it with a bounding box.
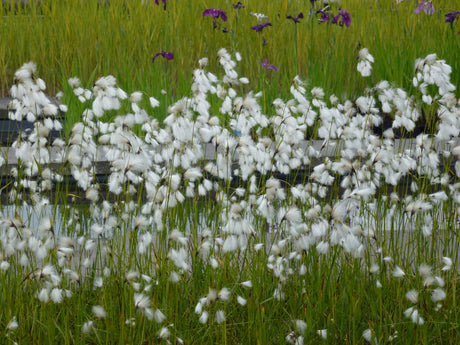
[0,44,459,344]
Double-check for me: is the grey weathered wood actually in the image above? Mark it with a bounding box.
[0,138,458,172]
[1,98,459,175]
[0,97,63,119]
[0,97,64,145]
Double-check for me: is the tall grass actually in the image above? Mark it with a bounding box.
[0,0,459,123]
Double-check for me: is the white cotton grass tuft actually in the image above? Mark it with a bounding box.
[215,310,226,324]
[316,241,329,254]
[134,293,150,310]
[92,305,107,319]
[158,326,170,340]
[149,96,160,108]
[237,295,247,306]
[286,331,304,345]
[6,316,19,331]
[316,329,327,339]
[1,260,10,271]
[38,217,53,236]
[218,287,231,301]
[369,263,379,274]
[431,288,446,302]
[169,271,181,283]
[50,288,63,304]
[404,306,424,325]
[153,309,166,323]
[405,290,419,304]
[294,319,307,334]
[362,328,377,344]
[357,48,374,77]
[383,256,393,263]
[250,12,268,21]
[441,257,452,271]
[68,77,81,88]
[392,265,405,278]
[38,288,50,303]
[434,276,445,288]
[129,91,143,103]
[240,280,252,288]
[93,276,103,289]
[418,264,432,278]
[311,87,325,99]
[254,243,264,251]
[125,318,136,327]
[199,311,209,324]
[82,321,94,334]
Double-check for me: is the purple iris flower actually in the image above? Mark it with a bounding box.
[332,9,351,27]
[287,12,304,23]
[152,50,174,63]
[414,1,435,15]
[154,0,167,10]
[445,11,460,35]
[340,9,351,27]
[332,13,340,24]
[445,11,460,23]
[202,8,228,21]
[233,2,245,10]
[261,59,278,72]
[316,9,330,22]
[251,22,272,32]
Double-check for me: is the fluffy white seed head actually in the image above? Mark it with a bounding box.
[92,305,107,319]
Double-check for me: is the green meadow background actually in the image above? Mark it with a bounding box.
[0,0,458,122]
